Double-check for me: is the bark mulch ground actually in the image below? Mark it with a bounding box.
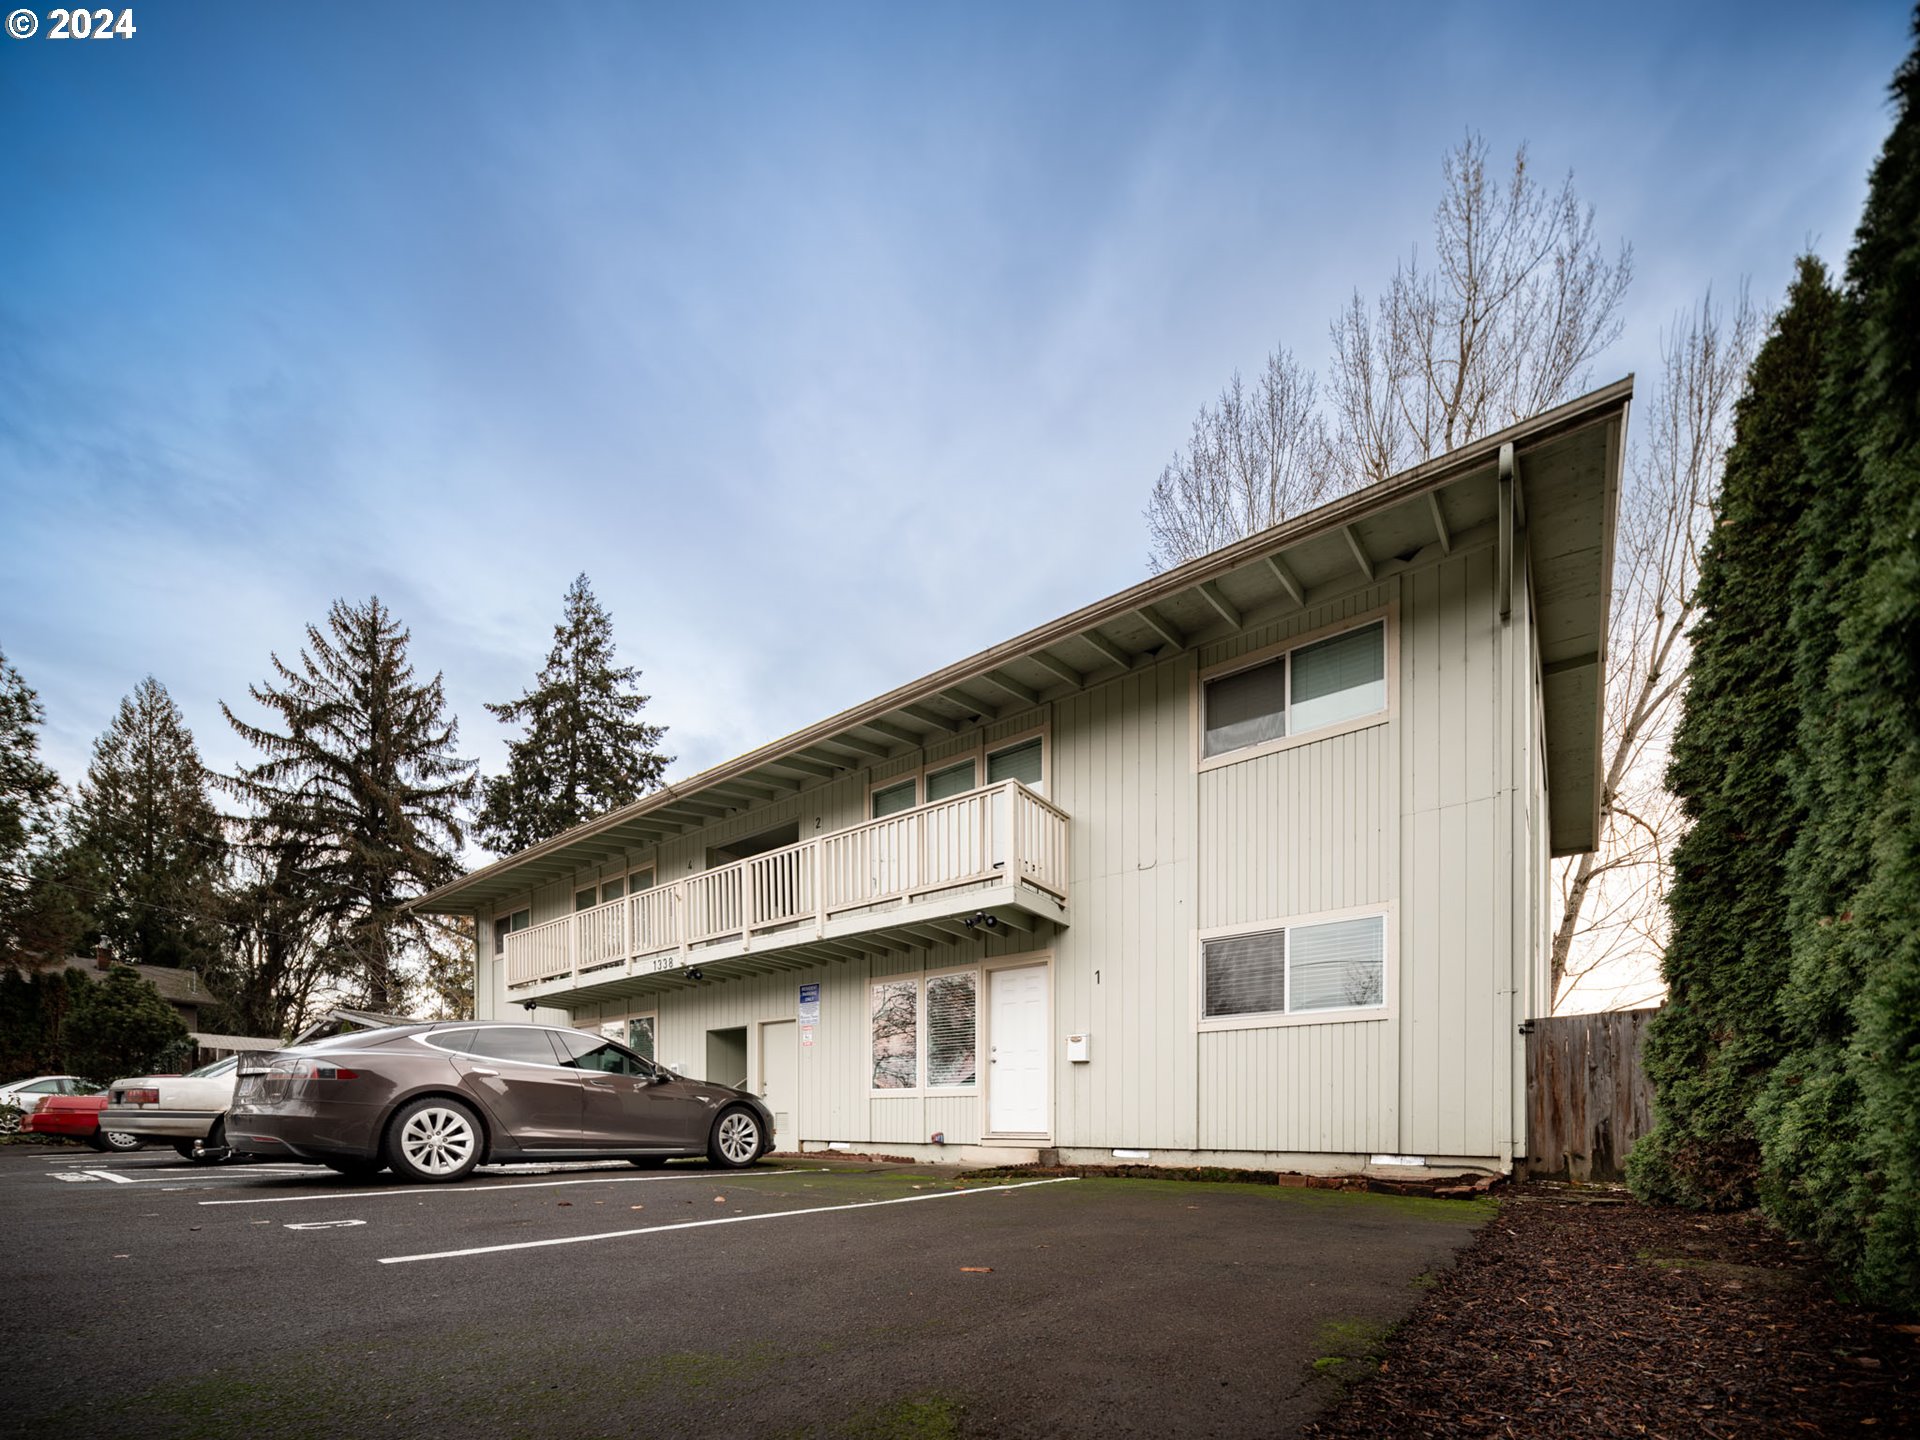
[1305,1181,1916,1438]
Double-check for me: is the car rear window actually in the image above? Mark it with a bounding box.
[422,1029,478,1055]
[186,1057,239,1079]
[464,1028,563,1066]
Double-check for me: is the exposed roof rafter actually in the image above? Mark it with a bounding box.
[1343,525,1376,583]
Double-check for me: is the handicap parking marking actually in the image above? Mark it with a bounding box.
[200,1167,832,1206]
[377,1177,1080,1266]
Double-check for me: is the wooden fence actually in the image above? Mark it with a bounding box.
[1524,1007,1659,1182]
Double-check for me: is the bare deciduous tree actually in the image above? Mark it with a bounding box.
[1147,134,1632,569]
[1328,133,1634,489]
[1145,347,1332,570]
[1551,286,1760,1008]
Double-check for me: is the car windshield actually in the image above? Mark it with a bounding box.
[186,1057,239,1079]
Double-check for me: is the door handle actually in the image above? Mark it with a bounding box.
[586,1079,616,1090]
[469,1067,499,1077]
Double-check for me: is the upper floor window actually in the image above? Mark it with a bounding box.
[988,736,1044,794]
[1201,620,1386,761]
[872,779,917,819]
[492,908,530,956]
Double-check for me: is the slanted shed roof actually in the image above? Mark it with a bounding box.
[417,378,1629,914]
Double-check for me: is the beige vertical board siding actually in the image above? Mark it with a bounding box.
[1196,1021,1392,1151]
[1191,584,1401,1159]
[1397,540,1513,1160]
[1049,653,1194,1151]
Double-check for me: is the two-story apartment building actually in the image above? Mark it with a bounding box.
[413,379,1628,1177]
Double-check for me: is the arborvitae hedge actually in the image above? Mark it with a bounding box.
[1751,16,1920,1313]
[1628,257,1838,1210]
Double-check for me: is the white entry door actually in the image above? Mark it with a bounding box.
[987,964,1049,1135]
[758,1019,799,1150]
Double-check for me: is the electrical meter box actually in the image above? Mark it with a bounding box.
[1066,1033,1090,1063]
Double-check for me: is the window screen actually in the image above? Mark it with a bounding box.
[628,869,656,893]
[925,760,977,803]
[871,779,917,818]
[1288,915,1386,1012]
[601,877,625,903]
[871,980,917,1088]
[926,973,978,1087]
[1203,929,1287,1017]
[1204,658,1287,758]
[987,737,1043,790]
[575,889,597,912]
[1290,623,1385,733]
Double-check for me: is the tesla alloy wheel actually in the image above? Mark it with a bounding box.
[386,1097,482,1182]
[708,1107,763,1169]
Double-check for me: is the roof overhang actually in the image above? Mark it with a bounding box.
[416,378,1628,914]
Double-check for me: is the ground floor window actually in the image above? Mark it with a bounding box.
[870,969,979,1092]
[1201,912,1387,1023]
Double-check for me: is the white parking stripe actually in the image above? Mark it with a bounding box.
[201,1168,830,1206]
[377,1178,1079,1265]
[42,1168,311,1186]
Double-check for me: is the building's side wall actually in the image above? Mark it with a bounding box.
[470,530,1546,1172]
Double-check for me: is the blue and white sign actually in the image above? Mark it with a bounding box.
[798,983,821,1024]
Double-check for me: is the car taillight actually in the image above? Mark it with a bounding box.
[124,1088,160,1105]
[290,1060,359,1081]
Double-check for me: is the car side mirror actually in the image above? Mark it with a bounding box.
[649,1070,673,1085]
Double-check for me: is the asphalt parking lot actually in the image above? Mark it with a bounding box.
[2,1145,1494,1439]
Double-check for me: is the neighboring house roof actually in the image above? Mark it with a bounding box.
[417,378,1629,915]
[126,964,205,1006]
[45,957,211,1007]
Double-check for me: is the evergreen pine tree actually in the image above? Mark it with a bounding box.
[477,574,672,854]
[1627,257,1839,1210]
[0,646,87,964]
[221,598,476,1013]
[1755,13,1920,1313]
[73,677,227,970]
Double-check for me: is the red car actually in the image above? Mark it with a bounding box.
[21,1093,145,1152]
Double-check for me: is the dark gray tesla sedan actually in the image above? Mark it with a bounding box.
[226,1020,775,1182]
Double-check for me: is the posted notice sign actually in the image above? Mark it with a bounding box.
[798,983,821,1024]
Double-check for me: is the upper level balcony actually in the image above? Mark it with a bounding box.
[502,780,1070,1006]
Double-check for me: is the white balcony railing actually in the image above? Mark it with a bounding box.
[504,781,1069,991]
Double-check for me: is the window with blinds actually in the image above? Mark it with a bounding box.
[926,972,978,1087]
[1202,913,1386,1020]
[987,736,1043,791]
[1202,620,1386,761]
[868,971,980,1091]
[1291,623,1386,733]
[871,779,917,818]
[1203,929,1287,1016]
[925,760,977,803]
[1203,657,1287,757]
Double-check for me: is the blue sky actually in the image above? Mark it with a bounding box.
[0,1,1907,818]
